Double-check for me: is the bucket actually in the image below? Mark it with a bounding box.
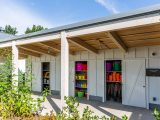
[82,64,87,71]
[77,91,84,97]
[75,92,78,97]
[114,61,121,71]
[76,63,82,71]
[106,62,112,71]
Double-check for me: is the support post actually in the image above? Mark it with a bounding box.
[12,41,19,87]
[60,31,69,108]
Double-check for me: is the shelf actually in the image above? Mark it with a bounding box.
[75,70,87,72]
[43,70,49,72]
[75,86,87,89]
[42,62,50,91]
[43,83,49,85]
[76,79,87,81]
[75,61,88,97]
[106,71,121,72]
[106,81,121,83]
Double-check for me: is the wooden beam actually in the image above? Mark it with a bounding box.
[18,48,41,57]
[19,53,28,59]
[19,45,56,56]
[69,37,98,54]
[38,42,75,55]
[39,42,60,52]
[107,31,128,52]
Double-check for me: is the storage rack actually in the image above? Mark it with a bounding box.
[75,61,87,98]
[105,60,122,102]
[42,62,50,91]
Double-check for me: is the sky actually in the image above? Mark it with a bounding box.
[1,0,160,35]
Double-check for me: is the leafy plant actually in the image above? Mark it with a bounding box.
[0,49,49,119]
[57,96,128,120]
[122,115,128,120]
[0,48,129,120]
[153,108,160,120]
[57,96,80,120]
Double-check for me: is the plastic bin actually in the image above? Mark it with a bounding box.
[106,62,112,71]
[75,92,78,97]
[76,63,82,71]
[77,91,84,97]
[114,62,121,71]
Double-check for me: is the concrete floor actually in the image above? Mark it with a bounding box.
[33,94,155,120]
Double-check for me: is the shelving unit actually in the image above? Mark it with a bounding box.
[105,60,122,102]
[42,62,50,91]
[75,61,88,98]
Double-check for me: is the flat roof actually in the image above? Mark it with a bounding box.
[1,4,160,43]
[0,32,14,40]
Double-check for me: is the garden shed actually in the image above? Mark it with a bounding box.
[0,4,160,110]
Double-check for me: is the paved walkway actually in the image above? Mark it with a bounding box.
[33,94,154,120]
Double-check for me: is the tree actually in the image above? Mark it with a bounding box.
[4,25,18,35]
[25,25,47,34]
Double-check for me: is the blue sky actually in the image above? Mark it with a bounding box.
[0,0,160,34]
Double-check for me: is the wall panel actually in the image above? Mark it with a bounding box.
[88,60,97,96]
[96,60,104,101]
[105,49,114,59]
[50,61,56,90]
[32,62,41,92]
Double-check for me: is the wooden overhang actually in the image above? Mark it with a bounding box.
[15,23,160,59]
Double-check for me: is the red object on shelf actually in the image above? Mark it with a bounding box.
[120,75,122,81]
[112,72,116,81]
[116,73,120,81]
[82,64,87,71]
[109,75,112,81]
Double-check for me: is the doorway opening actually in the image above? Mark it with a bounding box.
[42,62,50,91]
[75,61,88,99]
[105,60,122,103]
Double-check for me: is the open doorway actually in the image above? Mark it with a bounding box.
[105,60,122,103]
[42,62,50,91]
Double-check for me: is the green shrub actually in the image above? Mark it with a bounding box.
[0,49,128,120]
[0,49,48,119]
[57,96,128,120]
[153,108,160,120]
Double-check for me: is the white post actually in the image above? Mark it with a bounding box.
[12,41,19,86]
[61,31,69,108]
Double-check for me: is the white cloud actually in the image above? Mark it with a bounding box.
[0,0,53,34]
[95,0,119,14]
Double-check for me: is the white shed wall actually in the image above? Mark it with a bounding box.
[31,46,160,105]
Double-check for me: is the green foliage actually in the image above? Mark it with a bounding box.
[122,115,128,120]
[25,25,47,34]
[82,106,106,120]
[57,96,79,119]
[57,96,128,120]
[0,48,130,120]
[0,50,48,119]
[4,25,18,35]
[153,108,160,120]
